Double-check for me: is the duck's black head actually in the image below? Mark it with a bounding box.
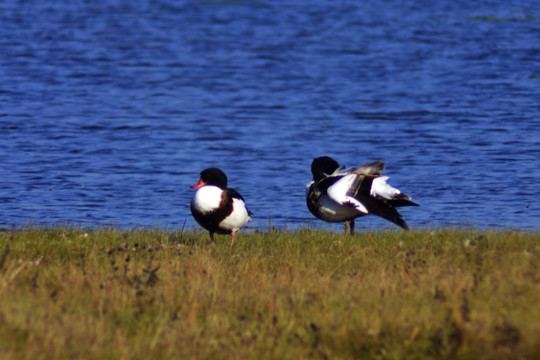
[191,167,228,189]
[311,156,340,181]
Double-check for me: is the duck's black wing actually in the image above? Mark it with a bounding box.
[348,174,419,229]
[351,160,386,176]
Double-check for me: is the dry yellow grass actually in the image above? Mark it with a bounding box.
[0,228,539,359]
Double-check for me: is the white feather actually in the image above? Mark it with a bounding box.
[327,174,368,214]
[370,176,403,199]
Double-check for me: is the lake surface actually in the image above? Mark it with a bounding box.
[1,1,539,232]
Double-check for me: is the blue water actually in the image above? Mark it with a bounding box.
[1,1,539,231]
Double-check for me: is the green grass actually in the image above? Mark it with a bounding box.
[1,228,540,359]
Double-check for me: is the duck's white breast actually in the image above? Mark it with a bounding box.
[191,186,223,213]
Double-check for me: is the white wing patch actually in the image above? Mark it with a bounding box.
[371,176,406,200]
[327,174,368,214]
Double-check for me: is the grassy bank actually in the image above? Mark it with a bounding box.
[0,228,539,359]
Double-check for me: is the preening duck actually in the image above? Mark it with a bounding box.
[190,168,252,246]
[306,156,418,234]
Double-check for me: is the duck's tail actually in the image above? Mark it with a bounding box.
[347,173,419,230]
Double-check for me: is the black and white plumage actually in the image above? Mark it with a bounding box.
[190,168,252,246]
[306,156,418,234]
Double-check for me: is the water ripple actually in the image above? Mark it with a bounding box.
[1,0,539,230]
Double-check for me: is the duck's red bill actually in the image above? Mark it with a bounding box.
[190,179,206,189]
